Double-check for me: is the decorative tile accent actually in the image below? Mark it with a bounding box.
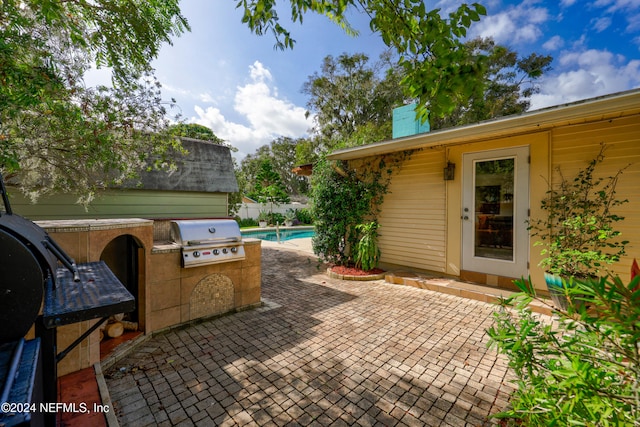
[189,273,235,320]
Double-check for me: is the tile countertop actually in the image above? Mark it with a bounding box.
[36,218,154,232]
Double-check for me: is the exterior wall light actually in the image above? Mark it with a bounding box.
[444,162,456,181]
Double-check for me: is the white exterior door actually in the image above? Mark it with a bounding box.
[461,146,529,278]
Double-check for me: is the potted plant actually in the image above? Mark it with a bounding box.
[284,209,296,227]
[529,143,629,309]
[354,221,381,272]
[257,210,269,228]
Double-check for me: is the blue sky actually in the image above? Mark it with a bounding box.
[143,0,640,159]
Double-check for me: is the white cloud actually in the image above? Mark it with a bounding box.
[592,16,612,32]
[543,35,564,50]
[592,0,640,32]
[593,0,640,14]
[530,49,640,109]
[625,11,640,31]
[190,61,312,159]
[470,2,549,45]
[198,92,216,104]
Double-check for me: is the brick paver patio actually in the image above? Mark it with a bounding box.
[104,243,514,426]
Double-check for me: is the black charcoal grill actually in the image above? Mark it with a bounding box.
[0,175,135,427]
[170,219,245,268]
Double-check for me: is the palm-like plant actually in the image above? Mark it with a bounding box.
[354,222,380,271]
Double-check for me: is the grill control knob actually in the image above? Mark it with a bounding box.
[213,249,219,255]
[222,248,228,254]
[230,247,237,253]
[193,251,201,258]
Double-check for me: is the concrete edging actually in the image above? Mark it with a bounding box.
[326,267,386,281]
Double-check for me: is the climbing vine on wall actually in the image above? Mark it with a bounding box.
[310,150,414,266]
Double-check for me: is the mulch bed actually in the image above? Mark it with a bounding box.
[327,265,387,281]
[330,265,385,276]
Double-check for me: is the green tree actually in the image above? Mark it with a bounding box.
[1,0,189,201]
[249,159,290,213]
[431,37,553,129]
[237,0,487,123]
[302,51,403,150]
[241,137,309,197]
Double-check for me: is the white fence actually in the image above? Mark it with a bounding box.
[237,203,309,220]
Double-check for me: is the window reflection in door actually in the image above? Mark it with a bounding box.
[474,158,514,261]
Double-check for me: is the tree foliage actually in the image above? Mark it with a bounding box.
[1,0,189,201]
[237,0,487,122]
[248,158,290,208]
[240,137,310,198]
[431,37,553,129]
[302,51,403,151]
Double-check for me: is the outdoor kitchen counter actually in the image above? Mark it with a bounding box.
[148,238,262,333]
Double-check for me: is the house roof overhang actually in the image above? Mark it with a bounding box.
[327,89,640,161]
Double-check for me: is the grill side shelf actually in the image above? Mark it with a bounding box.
[43,261,135,328]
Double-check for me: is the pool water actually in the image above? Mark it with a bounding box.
[241,228,315,242]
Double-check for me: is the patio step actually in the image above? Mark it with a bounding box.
[385,271,554,316]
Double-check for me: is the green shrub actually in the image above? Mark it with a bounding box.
[310,152,411,266]
[529,143,629,278]
[237,218,258,228]
[310,157,372,265]
[487,274,640,426]
[268,212,284,225]
[295,207,314,224]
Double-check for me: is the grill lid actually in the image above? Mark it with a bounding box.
[170,219,242,246]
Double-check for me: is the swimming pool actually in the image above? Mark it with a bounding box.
[241,227,315,242]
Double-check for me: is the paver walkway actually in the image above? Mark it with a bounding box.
[104,243,515,426]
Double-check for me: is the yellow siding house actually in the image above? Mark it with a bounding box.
[328,89,640,291]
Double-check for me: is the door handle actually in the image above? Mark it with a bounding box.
[463,216,469,220]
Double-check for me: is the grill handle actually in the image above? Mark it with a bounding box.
[186,237,241,246]
[43,237,80,282]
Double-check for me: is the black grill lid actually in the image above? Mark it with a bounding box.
[0,228,44,343]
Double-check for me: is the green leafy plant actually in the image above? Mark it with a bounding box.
[268,212,285,225]
[529,143,630,279]
[487,273,640,426]
[249,159,290,217]
[257,210,269,222]
[284,209,296,223]
[354,222,380,271]
[311,151,411,265]
[295,208,314,225]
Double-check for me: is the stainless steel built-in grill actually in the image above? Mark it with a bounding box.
[170,219,245,268]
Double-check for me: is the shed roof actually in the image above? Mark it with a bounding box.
[328,89,640,161]
[123,137,238,193]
